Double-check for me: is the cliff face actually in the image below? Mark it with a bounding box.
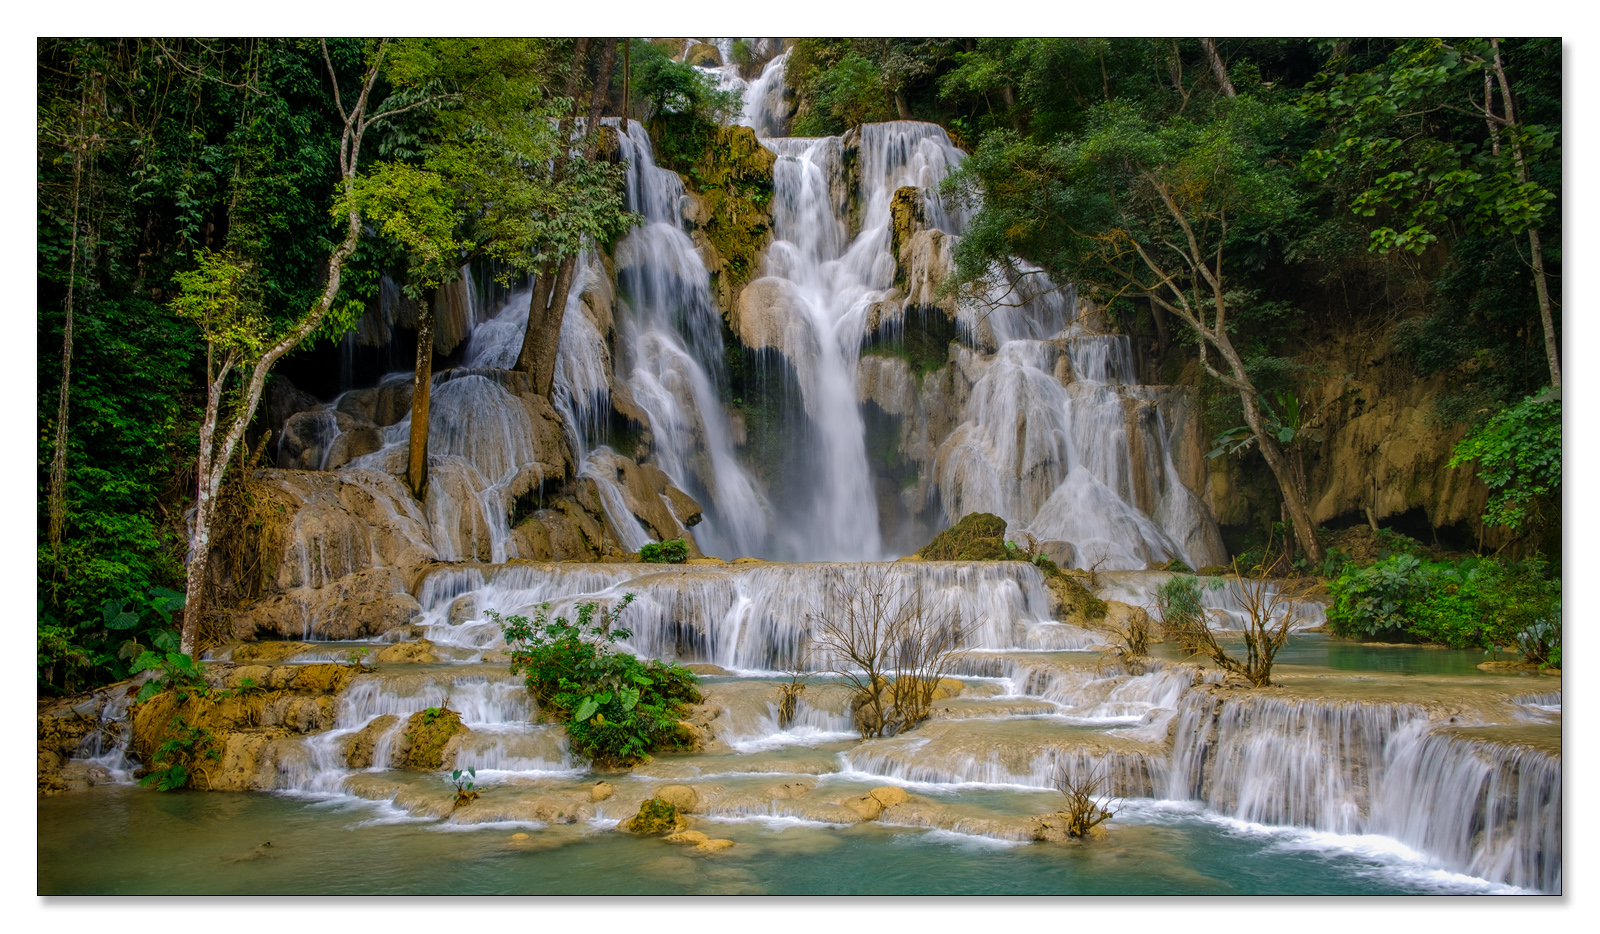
[1192,323,1495,548]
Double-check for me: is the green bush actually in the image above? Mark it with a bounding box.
[494,595,701,768]
[1448,389,1561,531]
[640,539,689,564]
[1327,554,1560,650]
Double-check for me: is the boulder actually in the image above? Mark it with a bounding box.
[695,838,736,852]
[376,640,437,665]
[654,784,700,814]
[840,794,884,821]
[869,785,909,808]
[732,277,805,353]
[343,714,400,769]
[684,42,721,66]
[664,830,710,846]
[591,781,615,802]
[392,708,468,770]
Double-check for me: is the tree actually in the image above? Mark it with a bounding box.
[172,39,426,658]
[945,93,1327,563]
[807,567,971,738]
[1302,38,1560,387]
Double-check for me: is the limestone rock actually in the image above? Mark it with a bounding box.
[695,838,736,852]
[392,708,468,771]
[840,793,885,821]
[732,277,805,353]
[231,566,422,642]
[591,781,615,802]
[229,642,310,663]
[869,785,909,808]
[344,714,400,769]
[654,784,700,814]
[664,830,710,846]
[684,42,721,66]
[376,640,437,665]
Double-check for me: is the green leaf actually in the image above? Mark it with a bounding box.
[573,696,600,722]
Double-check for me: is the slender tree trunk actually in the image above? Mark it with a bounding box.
[180,41,390,659]
[1487,39,1560,389]
[1239,391,1322,565]
[522,254,579,398]
[621,39,631,132]
[407,294,435,497]
[49,130,84,555]
[1200,38,1236,98]
[1527,227,1560,388]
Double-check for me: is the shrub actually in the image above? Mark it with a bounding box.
[1154,559,1307,688]
[494,595,701,768]
[1448,389,1560,531]
[138,717,219,791]
[640,539,689,564]
[1327,554,1560,649]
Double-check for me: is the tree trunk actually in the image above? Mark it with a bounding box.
[180,40,391,659]
[49,67,92,555]
[895,90,911,120]
[407,294,435,497]
[1200,38,1237,98]
[1240,393,1323,565]
[1528,228,1560,389]
[525,254,580,398]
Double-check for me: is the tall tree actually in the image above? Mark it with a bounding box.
[946,93,1327,563]
[1302,38,1560,387]
[173,39,430,657]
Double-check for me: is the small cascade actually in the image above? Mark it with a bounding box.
[1371,730,1561,892]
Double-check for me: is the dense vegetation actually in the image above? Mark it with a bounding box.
[787,38,1560,555]
[38,38,1563,698]
[495,596,703,767]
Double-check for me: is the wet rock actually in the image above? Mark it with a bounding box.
[685,664,731,676]
[695,838,736,852]
[343,714,399,769]
[232,567,422,642]
[684,42,721,66]
[591,781,615,802]
[375,640,437,665]
[664,830,710,846]
[869,785,909,808]
[229,642,311,663]
[839,794,884,821]
[393,708,468,771]
[654,784,700,813]
[625,796,687,835]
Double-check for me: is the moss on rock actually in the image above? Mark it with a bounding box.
[648,119,776,314]
[625,796,687,835]
[395,707,468,771]
[916,512,1010,560]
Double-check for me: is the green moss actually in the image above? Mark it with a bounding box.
[647,119,775,301]
[917,512,1010,560]
[401,707,465,770]
[626,796,684,834]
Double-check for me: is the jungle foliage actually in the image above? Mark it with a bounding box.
[494,595,703,768]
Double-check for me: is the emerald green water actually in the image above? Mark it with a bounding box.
[37,785,1523,895]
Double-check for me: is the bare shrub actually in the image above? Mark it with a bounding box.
[808,566,975,739]
[1053,766,1118,838]
[1155,545,1308,688]
[775,636,811,729]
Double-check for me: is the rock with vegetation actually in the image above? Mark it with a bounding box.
[393,707,468,771]
[915,512,1009,560]
[625,796,688,835]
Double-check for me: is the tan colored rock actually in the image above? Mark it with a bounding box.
[229,642,311,663]
[695,838,736,852]
[840,794,884,821]
[376,640,437,665]
[591,781,615,802]
[929,678,965,701]
[685,663,731,675]
[684,42,721,66]
[231,566,422,642]
[344,714,400,769]
[654,784,700,814]
[511,832,530,841]
[664,830,710,846]
[732,277,805,353]
[869,786,910,808]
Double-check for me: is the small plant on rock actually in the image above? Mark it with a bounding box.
[1053,766,1118,839]
[139,717,220,792]
[131,629,213,703]
[1157,545,1307,687]
[640,539,689,564]
[448,767,479,807]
